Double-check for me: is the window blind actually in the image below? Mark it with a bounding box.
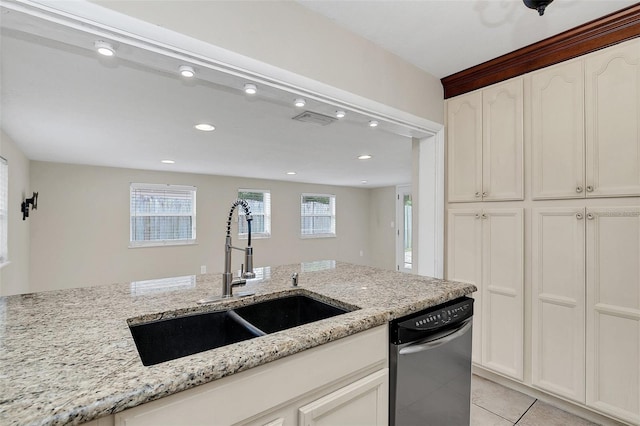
[0,157,7,263]
[130,183,196,247]
[301,194,336,237]
[238,189,271,237]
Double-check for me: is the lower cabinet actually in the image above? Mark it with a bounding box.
[532,206,640,425]
[249,369,388,426]
[297,369,387,426]
[447,208,524,380]
[114,326,388,426]
[531,207,586,403]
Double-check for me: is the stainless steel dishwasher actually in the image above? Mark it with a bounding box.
[389,296,474,426]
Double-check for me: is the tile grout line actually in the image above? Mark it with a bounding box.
[513,399,538,425]
[472,403,523,425]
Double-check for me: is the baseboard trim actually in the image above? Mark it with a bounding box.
[472,366,630,426]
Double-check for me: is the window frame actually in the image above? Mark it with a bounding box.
[300,193,336,239]
[129,183,197,248]
[237,189,271,240]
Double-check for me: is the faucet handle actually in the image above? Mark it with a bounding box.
[291,272,299,287]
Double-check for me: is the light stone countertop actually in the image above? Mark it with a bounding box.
[0,261,476,426]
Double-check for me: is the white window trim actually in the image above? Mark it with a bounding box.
[300,193,336,239]
[129,183,197,248]
[238,188,271,240]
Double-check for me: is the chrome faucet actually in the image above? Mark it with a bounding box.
[222,199,256,298]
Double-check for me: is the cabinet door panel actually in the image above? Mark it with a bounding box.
[482,79,524,201]
[530,61,585,200]
[586,207,640,425]
[298,369,388,426]
[447,209,482,364]
[531,208,585,402]
[481,208,524,380]
[447,92,483,202]
[586,39,640,197]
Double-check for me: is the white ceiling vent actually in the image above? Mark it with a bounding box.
[292,111,336,126]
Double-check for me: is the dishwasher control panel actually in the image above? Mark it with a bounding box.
[411,302,472,330]
[391,297,474,344]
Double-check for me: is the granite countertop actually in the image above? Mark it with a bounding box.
[0,261,476,426]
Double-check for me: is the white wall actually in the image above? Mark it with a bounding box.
[90,0,444,124]
[29,161,374,292]
[368,186,396,271]
[0,130,30,296]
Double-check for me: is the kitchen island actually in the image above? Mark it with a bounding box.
[0,262,476,425]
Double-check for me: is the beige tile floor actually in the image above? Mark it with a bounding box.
[471,375,599,426]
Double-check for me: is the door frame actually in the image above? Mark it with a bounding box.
[413,132,445,278]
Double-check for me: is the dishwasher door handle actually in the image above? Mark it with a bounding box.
[398,319,472,355]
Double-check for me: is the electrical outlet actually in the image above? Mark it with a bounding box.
[200,265,207,274]
[359,250,364,257]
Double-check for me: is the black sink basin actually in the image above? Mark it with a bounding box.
[233,294,350,334]
[129,310,263,366]
[129,294,353,366]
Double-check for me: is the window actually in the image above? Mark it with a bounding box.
[301,193,336,238]
[130,183,196,247]
[238,189,271,239]
[0,157,7,264]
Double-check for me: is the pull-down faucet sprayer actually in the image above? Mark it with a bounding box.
[222,199,255,298]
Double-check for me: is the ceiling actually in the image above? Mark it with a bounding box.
[298,0,638,79]
[1,1,637,188]
[0,7,420,188]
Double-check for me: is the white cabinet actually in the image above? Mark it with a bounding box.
[447,37,640,426]
[447,79,523,203]
[585,39,640,198]
[298,369,388,426]
[482,79,524,202]
[531,206,640,424]
[447,91,483,202]
[114,326,388,426]
[586,207,640,425]
[447,208,523,380]
[530,60,585,200]
[531,207,586,403]
[447,209,482,363]
[530,38,640,200]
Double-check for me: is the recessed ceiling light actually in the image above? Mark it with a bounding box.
[368,120,379,128]
[286,171,297,175]
[294,98,306,108]
[179,65,195,78]
[244,83,257,95]
[161,159,175,164]
[194,123,215,131]
[361,180,368,184]
[94,41,115,57]
[336,110,346,119]
[358,155,373,160]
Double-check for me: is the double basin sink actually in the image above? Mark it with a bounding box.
[129,294,354,366]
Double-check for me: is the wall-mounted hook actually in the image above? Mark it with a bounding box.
[21,192,38,220]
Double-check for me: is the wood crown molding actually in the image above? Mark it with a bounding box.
[441,4,640,99]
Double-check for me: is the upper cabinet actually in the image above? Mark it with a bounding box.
[585,39,640,198]
[482,79,524,202]
[530,60,585,199]
[447,91,483,202]
[447,79,524,203]
[530,38,640,200]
